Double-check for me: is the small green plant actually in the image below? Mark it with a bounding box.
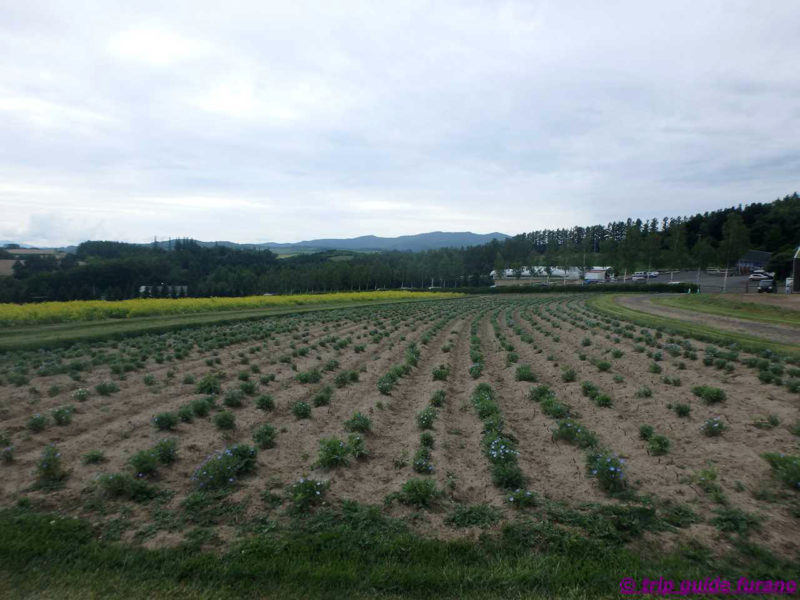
[649,362,662,374]
[252,424,277,449]
[515,365,537,382]
[82,449,106,464]
[347,433,369,459]
[710,506,762,536]
[596,361,611,372]
[316,437,351,468]
[419,432,435,448]
[213,411,236,430]
[648,435,670,456]
[505,488,538,508]
[190,397,212,417]
[762,453,800,491]
[223,389,244,408]
[334,370,359,388]
[152,412,179,431]
[432,365,450,381]
[95,381,120,396]
[344,412,372,433]
[674,403,691,417]
[192,444,257,490]
[178,405,194,422]
[387,478,442,508]
[752,415,780,430]
[581,337,592,347]
[587,450,626,493]
[196,374,222,395]
[97,473,158,502]
[51,405,75,426]
[701,417,727,437]
[430,390,446,407]
[291,401,312,419]
[27,413,48,432]
[36,445,67,489]
[255,394,275,411]
[635,386,653,398]
[129,449,160,477]
[692,385,726,404]
[312,386,333,407]
[552,419,597,448]
[561,368,576,382]
[153,438,178,464]
[295,369,322,384]
[639,425,654,440]
[416,406,437,430]
[72,388,90,402]
[143,374,156,386]
[287,477,328,511]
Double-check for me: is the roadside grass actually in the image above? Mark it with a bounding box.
[587,295,800,359]
[652,294,800,328]
[0,505,793,600]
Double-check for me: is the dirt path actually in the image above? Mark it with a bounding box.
[618,294,800,346]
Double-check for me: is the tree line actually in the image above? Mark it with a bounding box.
[0,193,796,302]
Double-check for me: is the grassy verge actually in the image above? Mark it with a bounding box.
[652,294,800,327]
[0,506,791,600]
[587,295,800,359]
[0,297,456,352]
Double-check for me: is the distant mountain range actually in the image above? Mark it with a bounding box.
[3,231,510,254]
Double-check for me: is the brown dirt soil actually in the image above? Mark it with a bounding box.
[618,294,800,345]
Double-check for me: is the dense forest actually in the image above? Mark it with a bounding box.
[0,193,797,302]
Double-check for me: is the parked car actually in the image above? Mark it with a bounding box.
[648,271,659,278]
[757,279,776,293]
[631,275,647,282]
[749,272,772,281]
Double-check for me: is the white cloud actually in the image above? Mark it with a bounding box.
[108,27,211,66]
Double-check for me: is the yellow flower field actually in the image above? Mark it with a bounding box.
[0,291,464,326]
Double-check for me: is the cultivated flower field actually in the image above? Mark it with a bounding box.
[0,295,798,559]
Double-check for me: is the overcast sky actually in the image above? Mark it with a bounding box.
[1,1,798,246]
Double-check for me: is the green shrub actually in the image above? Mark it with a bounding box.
[753,415,780,430]
[529,385,554,403]
[596,361,611,372]
[190,397,212,417]
[635,386,653,398]
[388,478,442,508]
[505,488,538,508]
[419,431,435,448]
[430,390,446,407]
[674,403,691,417]
[36,445,67,489]
[152,412,179,431]
[223,389,244,408]
[515,365,537,382]
[648,435,670,456]
[97,473,158,501]
[177,405,194,422]
[416,406,437,430]
[72,388,90,402]
[312,386,333,407]
[701,417,727,437]
[239,381,257,396]
[639,425,654,440]
[82,449,106,465]
[95,381,120,396]
[587,450,626,493]
[762,453,800,491]
[347,433,369,459]
[192,444,257,490]
[291,401,312,419]
[594,394,612,408]
[491,462,525,489]
[51,405,75,426]
[295,369,322,384]
[344,412,372,433]
[129,449,160,477]
[316,437,351,468]
[252,424,277,449]
[692,386,726,404]
[196,374,222,395]
[552,419,597,448]
[27,413,48,432]
[432,365,450,381]
[255,394,275,411]
[334,370,359,388]
[213,411,236,430]
[287,477,328,512]
[153,438,178,464]
[561,368,576,382]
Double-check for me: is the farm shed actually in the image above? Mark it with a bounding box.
[794,246,800,292]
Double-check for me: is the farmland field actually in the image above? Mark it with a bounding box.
[1,294,799,598]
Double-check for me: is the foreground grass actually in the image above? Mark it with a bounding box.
[0,505,793,600]
[0,291,463,327]
[588,295,800,359]
[652,294,800,327]
[0,296,457,351]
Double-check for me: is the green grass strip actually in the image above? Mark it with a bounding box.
[587,294,800,359]
[651,295,800,328]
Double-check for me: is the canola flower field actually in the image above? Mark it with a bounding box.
[0,290,463,326]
